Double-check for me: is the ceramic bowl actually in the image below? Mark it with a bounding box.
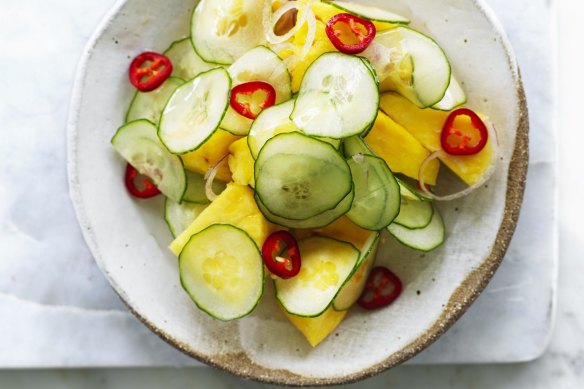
[68,0,528,385]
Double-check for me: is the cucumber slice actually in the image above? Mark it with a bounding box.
[111,120,186,202]
[220,46,292,135]
[396,177,432,201]
[362,27,451,108]
[191,0,267,65]
[179,224,264,321]
[164,198,207,238]
[431,75,467,111]
[323,0,410,24]
[254,132,352,220]
[125,77,184,125]
[163,38,219,81]
[393,197,434,229]
[247,100,340,159]
[291,53,380,139]
[388,207,445,251]
[333,233,380,311]
[183,170,226,204]
[159,67,231,154]
[342,135,375,158]
[275,237,360,317]
[346,155,400,230]
[255,188,354,229]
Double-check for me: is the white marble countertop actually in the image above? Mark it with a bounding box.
[0,0,582,387]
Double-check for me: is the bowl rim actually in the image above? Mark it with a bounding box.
[67,0,529,386]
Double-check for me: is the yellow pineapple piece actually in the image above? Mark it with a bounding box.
[365,110,440,185]
[228,138,255,187]
[180,129,240,183]
[290,19,337,92]
[170,184,275,256]
[281,305,347,347]
[287,217,376,345]
[379,93,494,186]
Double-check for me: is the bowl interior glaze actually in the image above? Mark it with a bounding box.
[68,0,528,385]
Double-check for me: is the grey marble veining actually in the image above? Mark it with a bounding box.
[1,0,581,387]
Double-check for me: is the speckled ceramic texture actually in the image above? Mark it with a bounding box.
[68,0,528,385]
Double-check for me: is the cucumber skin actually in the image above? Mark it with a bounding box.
[323,1,410,24]
[332,233,380,311]
[254,132,353,221]
[125,77,184,125]
[178,224,264,321]
[158,67,232,155]
[254,187,354,230]
[275,236,360,318]
[388,207,445,252]
[111,119,187,203]
[346,155,401,231]
[291,52,380,140]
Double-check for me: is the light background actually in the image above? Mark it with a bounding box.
[0,0,582,387]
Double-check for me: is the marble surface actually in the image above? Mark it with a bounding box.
[0,0,582,387]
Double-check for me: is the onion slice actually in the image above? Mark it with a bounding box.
[418,120,500,201]
[264,1,307,45]
[302,3,317,58]
[204,155,228,202]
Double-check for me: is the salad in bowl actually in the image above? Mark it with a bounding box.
[70,0,527,384]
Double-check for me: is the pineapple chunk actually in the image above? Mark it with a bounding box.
[288,217,375,345]
[281,305,347,347]
[379,93,494,186]
[228,138,255,187]
[365,111,439,185]
[170,184,275,256]
[180,129,240,183]
[290,19,337,92]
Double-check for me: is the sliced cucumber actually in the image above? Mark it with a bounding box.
[183,170,226,204]
[393,197,433,229]
[388,207,445,251]
[275,237,360,317]
[179,224,264,321]
[164,198,207,238]
[126,77,184,125]
[396,177,432,201]
[111,120,186,202]
[333,233,380,311]
[191,0,266,65]
[163,38,219,81]
[323,0,410,24]
[247,100,340,159]
[362,27,451,108]
[159,67,231,154]
[342,135,375,158]
[255,188,354,229]
[431,75,467,111]
[220,46,292,135]
[254,132,352,220]
[291,53,380,139]
[346,154,400,230]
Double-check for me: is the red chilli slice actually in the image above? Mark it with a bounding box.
[358,267,403,310]
[129,52,173,92]
[124,163,161,199]
[230,81,277,120]
[440,108,489,156]
[261,231,301,279]
[325,13,376,55]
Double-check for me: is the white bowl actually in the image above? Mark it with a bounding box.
[68,0,528,385]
